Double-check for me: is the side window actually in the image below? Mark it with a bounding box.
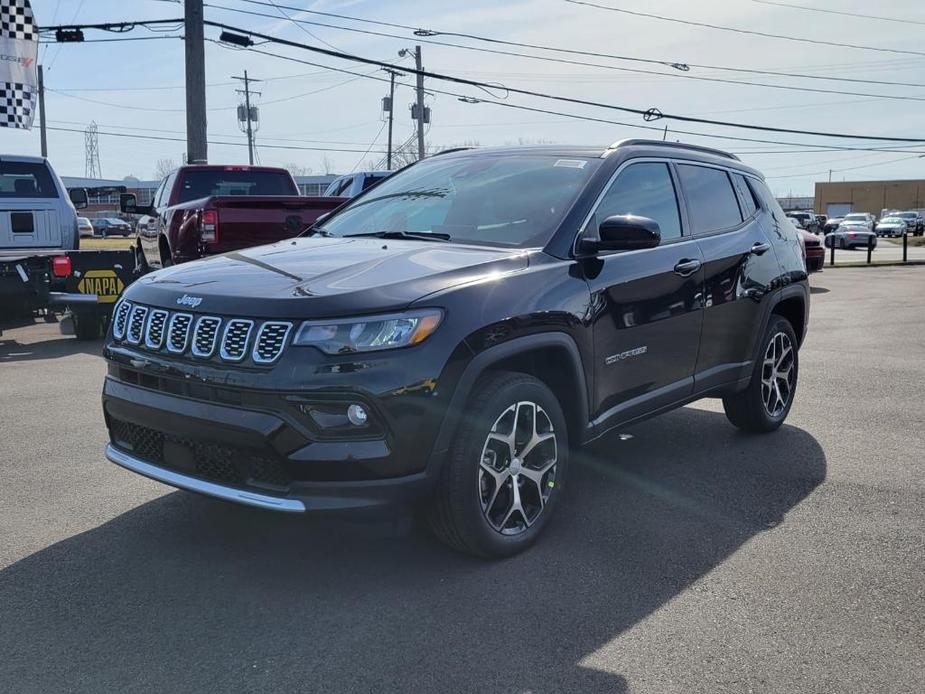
[151,179,167,208]
[677,164,743,233]
[335,177,354,196]
[732,173,757,218]
[592,162,682,241]
[156,173,176,208]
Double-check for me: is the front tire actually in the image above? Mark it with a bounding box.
[723,316,799,433]
[427,371,568,558]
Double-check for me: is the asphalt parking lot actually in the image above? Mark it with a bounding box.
[1,266,923,694]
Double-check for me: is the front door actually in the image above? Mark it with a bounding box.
[581,161,704,428]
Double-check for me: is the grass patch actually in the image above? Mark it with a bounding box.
[80,237,134,251]
[884,236,925,247]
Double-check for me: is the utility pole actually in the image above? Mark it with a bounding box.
[184,0,208,163]
[413,45,425,161]
[233,71,261,165]
[37,64,47,157]
[382,68,405,170]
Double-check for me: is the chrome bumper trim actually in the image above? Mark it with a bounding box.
[105,443,306,513]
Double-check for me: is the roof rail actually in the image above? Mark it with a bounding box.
[607,139,741,162]
[430,147,474,158]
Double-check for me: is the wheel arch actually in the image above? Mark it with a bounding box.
[770,288,808,346]
[428,333,591,472]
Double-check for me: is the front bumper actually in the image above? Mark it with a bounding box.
[102,369,442,514]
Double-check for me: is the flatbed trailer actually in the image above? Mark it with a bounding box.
[0,249,136,340]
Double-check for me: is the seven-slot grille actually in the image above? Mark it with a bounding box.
[220,319,254,362]
[112,301,292,365]
[191,316,222,358]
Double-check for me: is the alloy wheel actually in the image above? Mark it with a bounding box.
[761,332,795,417]
[478,401,558,536]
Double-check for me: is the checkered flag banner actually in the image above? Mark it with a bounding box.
[0,0,38,130]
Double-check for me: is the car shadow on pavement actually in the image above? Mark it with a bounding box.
[0,407,826,693]
[0,336,103,362]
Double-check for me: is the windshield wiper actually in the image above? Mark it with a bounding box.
[344,230,451,242]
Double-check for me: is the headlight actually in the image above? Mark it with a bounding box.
[293,309,443,354]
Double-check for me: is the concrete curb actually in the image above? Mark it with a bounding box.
[824,260,925,269]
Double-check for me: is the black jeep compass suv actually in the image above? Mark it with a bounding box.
[102,140,809,557]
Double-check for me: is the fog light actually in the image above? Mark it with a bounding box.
[347,403,368,427]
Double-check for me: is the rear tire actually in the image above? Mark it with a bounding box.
[723,315,799,433]
[427,371,568,558]
[72,311,103,341]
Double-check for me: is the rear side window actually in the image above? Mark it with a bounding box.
[731,173,758,218]
[592,162,682,241]
[677,164,742,233]
[0,162,57,198]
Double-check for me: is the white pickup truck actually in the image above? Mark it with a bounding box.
[1,155,134,339]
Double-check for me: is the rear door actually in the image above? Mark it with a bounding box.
[582,160,704,426]
[677,164,780,391]
[0,161,62,249]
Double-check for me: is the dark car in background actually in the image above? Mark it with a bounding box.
[102,140,809,557]
[894,211,924,236]
[798,227,824,271]
[92,217,132,238]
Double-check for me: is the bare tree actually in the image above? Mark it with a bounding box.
[153,158,177,180]
[284,162,312,177]
[319,156,336,175]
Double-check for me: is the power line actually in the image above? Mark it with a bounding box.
[204,3,925,103]
[223,41,925,154]
[264,0,344,52]
[45,125,391,154]
[751,0,925,26]
[203,19,925,143]
[564,0,925,57]
[45,87,237,113]
[764,154,924,180]
[232,0,925,90]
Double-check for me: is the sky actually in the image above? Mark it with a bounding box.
[2,0,924,196]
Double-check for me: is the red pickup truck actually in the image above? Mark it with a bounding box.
[120,165,345,271]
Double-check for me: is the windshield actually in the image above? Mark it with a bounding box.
[881,217,903,224]
[897,212,916,219]
[318,154,601,248]
[844,214,867,220]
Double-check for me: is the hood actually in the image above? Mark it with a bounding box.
[125,236,532,318]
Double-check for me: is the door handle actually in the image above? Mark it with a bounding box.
[673,258,702,277]
[750,241,771,256]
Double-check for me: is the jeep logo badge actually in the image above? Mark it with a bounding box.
[176,294,203,308]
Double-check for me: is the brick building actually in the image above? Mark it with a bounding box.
[814,179,925,218]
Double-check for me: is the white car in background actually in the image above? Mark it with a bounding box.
[77,216,94,237]
[840,212,876,232]
[875,216,906,238]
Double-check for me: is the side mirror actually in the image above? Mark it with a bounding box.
[68,188,88,209]
[120,193,137,214]
[581,214,661,253]
[120,193,153,216]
